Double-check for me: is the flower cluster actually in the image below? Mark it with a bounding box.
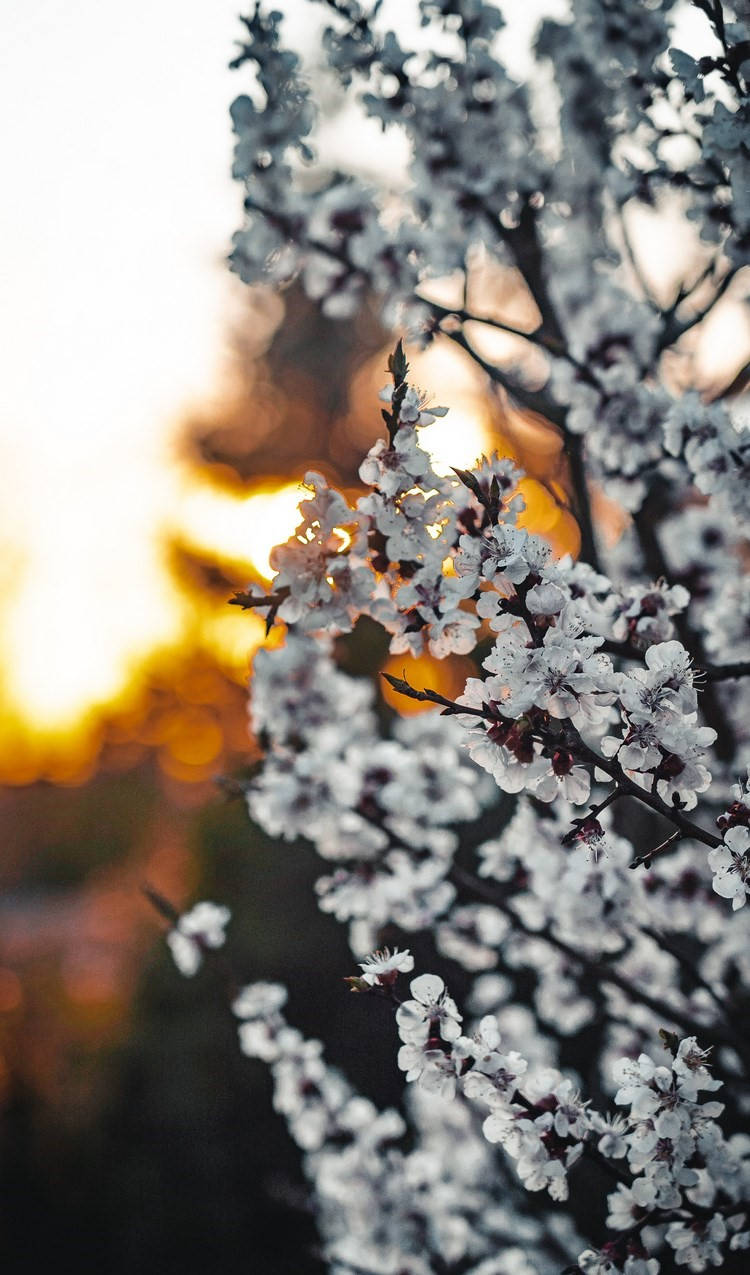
[708,827,750,910]
[166,900,231,977]
[229,970,586,1274]
[602,642,716,811]
[243,366,727,826]
[247,628,493,953]
[607,1039,750,1271]
[155,2,750,1272]
[664,394,750,532]
[212,336,750,1269]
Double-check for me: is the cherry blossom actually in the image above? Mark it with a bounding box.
[708,827,750,910]
[155,2,750,1271]
[166,901,231,977]
[358,946,415,987]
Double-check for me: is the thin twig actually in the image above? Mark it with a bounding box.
[572,736,722,852]
[629,830,682,871]
[443,327,567,427]
[420,297,548,348]
[640,923,738,1020]
[383,671,723,851]
[658,264,739,352]
[449,865,736,1049]
[618,209,660,310]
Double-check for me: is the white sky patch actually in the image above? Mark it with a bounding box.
[0,1,252,724]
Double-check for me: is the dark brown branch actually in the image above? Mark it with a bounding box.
[381,672,485,716]
[572,737,722,851]
[658,264,739,352]
[566,431,601,572]
[501,205,565,346]
[449,865,735,1048]
[703,660,750,682]
[420,297,549,349]
[640,923,737,1019]
[443,327,566,427]
[383,672,722,851]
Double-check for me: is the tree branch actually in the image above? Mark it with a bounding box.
[658,264,739,353]
[449,865,735,1049]
[703,660,750,682]
[566,431,601,572]
[443,327,567,427]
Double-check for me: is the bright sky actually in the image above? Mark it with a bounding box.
[0,1,265,726]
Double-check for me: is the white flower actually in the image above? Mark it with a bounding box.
[460,1017,527,1106]
[396,973,462,1044]
[506,626,614,725]
[617,641,697,724]
[396,1042,459,1096]
[578,1251,659,1275]
[166,902,231,977]
[359,430,436,499]
[378,382,447,428]
[605,1182,652,1230]
[232,982,288,1019]
[590,1111,629,1159]
[358,946,415,986]
[614,1052,671,1117]
[673,1038,722,1101]
[666,1213,727,1269]
[708,826,750,910]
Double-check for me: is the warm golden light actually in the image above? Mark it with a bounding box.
[408,342,505,476]
[177,478,307,579]
[0,377,560,784]
[0,527,182,734]
[0,470,301,775]
[420,405,494,476]
[0,0,262,773]
[381,650,477,715]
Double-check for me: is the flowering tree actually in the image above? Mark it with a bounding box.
[158,2,750,1273]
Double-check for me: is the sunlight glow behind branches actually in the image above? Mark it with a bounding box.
[1,1,746,783]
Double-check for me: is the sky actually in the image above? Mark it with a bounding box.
[0,1,265,726]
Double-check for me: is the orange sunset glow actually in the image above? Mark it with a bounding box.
[1,293,600,792]
[4,284,745,790]
[3,3,747,790]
